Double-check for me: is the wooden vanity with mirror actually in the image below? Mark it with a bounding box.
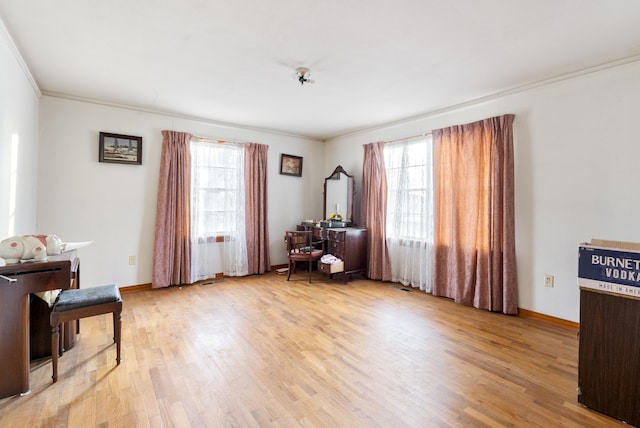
[297,166,368,281]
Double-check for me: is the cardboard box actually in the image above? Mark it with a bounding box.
[578,239,640,298]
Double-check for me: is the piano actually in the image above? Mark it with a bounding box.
[0,254,79,399]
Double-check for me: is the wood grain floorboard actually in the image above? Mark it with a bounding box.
[0,273,626,427]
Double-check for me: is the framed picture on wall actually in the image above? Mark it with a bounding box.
[280,153,303,177]
[99,132,143,165]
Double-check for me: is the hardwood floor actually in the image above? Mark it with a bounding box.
[0,273,625,427]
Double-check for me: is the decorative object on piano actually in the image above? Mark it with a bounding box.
[99,132,143,165]
[0,234,85,264]
[280,153,303,177]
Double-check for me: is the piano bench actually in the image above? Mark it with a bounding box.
[50,284,123,383]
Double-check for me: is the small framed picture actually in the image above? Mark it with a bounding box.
[280,154,303,177]
[99,132,143,165]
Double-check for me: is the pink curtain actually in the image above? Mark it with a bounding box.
[152,130,193,288]
[245,143,271,274]
[432,114,518,314]
[361,141,392,281]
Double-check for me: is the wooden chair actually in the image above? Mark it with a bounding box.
[50,284,123,382]
[285,231,324,282]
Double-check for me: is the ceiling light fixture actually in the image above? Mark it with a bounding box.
[294,67,314,85]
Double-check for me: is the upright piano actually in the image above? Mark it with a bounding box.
[0,254,79,399]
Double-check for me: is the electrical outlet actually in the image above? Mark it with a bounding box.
[128,255,136,265]
[544,274,554,288]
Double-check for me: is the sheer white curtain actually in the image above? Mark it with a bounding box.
[190,139,248,280]
[384,136,435,292]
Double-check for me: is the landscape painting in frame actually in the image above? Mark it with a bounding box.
[99,132,143,165]
[280,153,303,177]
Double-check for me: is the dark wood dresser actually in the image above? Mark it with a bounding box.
[315,227,367,280]
[578,288,640,426]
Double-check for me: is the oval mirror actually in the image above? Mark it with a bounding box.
[323,165,355,225]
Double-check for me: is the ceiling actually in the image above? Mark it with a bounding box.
[2,1,640,140]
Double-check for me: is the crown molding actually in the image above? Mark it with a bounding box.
[328,54,640,142]
[40,90,323,143]
[0,16,41,97]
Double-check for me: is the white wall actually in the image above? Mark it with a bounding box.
[0,21,40,238]
[326,60,640,322]
[38,97,324,288]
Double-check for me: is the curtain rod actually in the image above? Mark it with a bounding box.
[383,131,431,144]
[193,135,245,145]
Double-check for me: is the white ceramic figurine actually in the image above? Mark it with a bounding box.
[0,234,64,264]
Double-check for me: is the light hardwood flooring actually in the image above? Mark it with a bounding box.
[0,273,625,427]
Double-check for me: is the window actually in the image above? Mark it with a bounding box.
[384,135,433,242]
[190,139,248,280]
[190,140,245,241]
[383,135,434,291]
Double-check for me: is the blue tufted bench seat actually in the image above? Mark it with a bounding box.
[50,284,123,382]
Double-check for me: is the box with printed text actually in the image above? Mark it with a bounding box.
[578,239,640,298]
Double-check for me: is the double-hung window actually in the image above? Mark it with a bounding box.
[190,139,247,280]
[383,135,434,290]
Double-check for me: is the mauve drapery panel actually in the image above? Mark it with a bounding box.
[432,114,518,314]
[244,143,270,274]
[152,130,193,288]
[361,141,392,281]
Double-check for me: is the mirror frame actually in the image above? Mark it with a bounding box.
[323,165,355,223]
